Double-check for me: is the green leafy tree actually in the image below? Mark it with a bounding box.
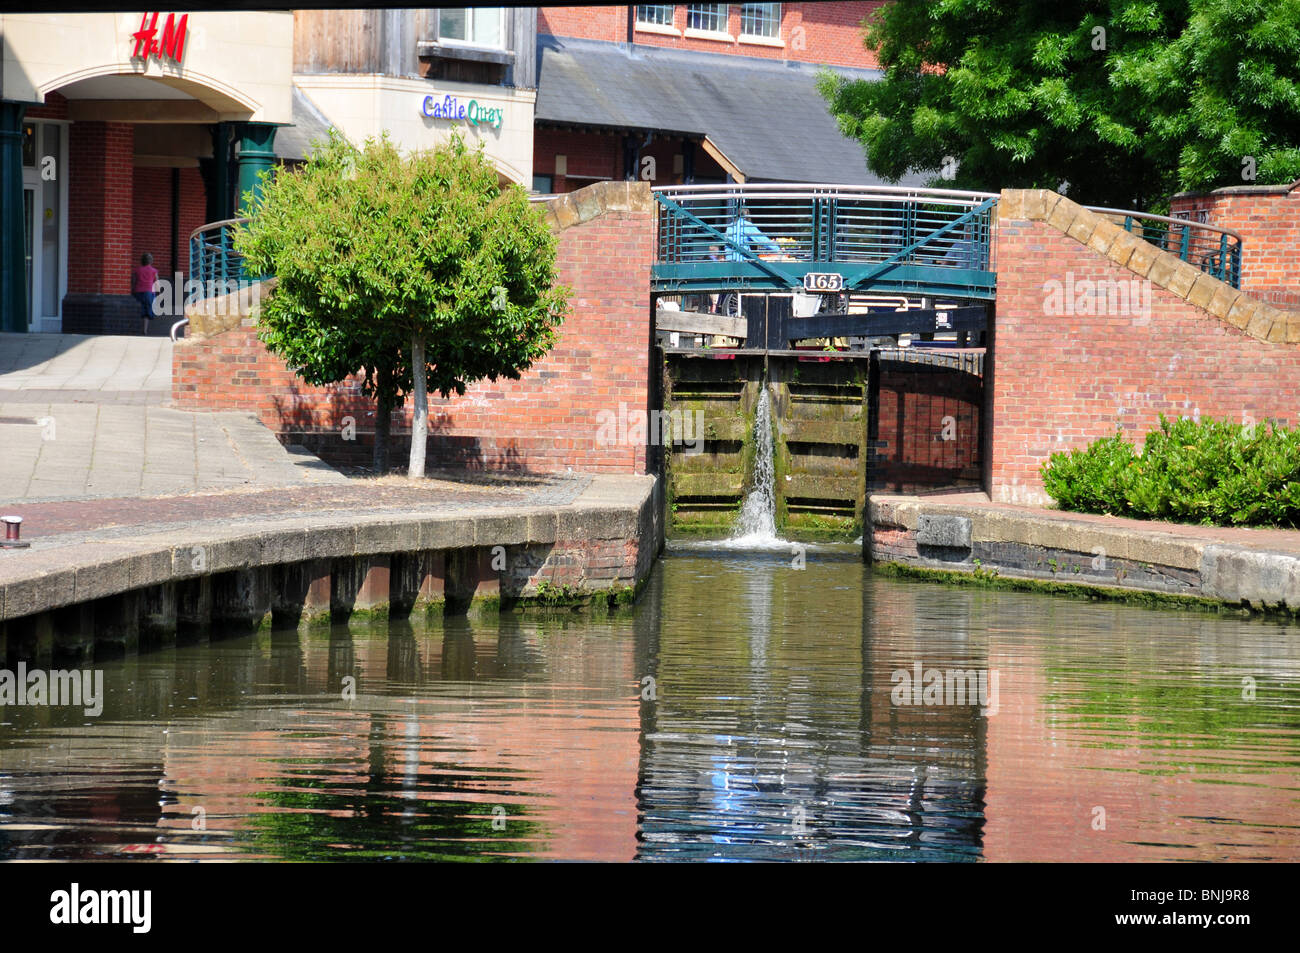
[236,130,569,478]
[819,0,1300,208]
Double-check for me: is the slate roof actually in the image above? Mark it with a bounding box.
[534,34,924,186]
[274,85,336,162]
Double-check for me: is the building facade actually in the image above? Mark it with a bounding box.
[0,8,540,335]
[532,3,895,192]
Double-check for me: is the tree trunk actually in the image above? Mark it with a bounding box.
[372,364,392,474]
[409,334,428,479]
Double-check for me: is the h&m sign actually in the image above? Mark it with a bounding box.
[131,13,188,64]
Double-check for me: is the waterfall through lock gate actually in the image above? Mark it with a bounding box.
[732,383,781,546]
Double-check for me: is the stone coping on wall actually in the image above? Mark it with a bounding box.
[0,474,660,622]
[869,492,1300,613]
[1173,178,1300,199]
[999,188,1299,346]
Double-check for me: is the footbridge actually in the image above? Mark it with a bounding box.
[650,183,1242,349]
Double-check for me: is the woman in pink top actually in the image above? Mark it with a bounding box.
[132,253,158,334]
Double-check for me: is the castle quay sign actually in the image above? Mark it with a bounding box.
[420,94,503,130]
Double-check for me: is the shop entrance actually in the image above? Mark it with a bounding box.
[20,120,67,333]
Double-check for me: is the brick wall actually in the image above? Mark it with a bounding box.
[130,166,209,293]
[534,126,621,191]
[871,359,982,493]
[534,126,727,192]
[173,182,656,475]
[26,91,69,121]
[538,3,882,68]
[1171,183,1300,311]
[69,122,135,295]
[991,190,1300,504]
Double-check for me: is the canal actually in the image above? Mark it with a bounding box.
[1,547,1297,862]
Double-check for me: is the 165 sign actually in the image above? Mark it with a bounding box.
[131,12,188,64]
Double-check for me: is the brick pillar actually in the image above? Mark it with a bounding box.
[68,121,135,294]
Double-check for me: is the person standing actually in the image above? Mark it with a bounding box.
[132,253,159,335]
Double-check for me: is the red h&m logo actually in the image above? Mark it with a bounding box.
[131,12,188,64]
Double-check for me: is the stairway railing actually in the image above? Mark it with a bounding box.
[1083,206,1242,288]
[188,217,253,300]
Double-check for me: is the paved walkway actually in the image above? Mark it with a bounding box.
[10,472,593,546]
[0,332,172,403]
[0,333,346,503]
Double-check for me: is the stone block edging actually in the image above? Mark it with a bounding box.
[999,188,1297,345]
[869,494,1300,613]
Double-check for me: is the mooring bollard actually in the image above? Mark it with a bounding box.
[1,515,30,549]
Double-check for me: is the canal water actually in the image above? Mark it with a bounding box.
[1,547,1298,862]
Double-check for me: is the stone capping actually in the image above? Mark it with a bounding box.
[0,476,660,622]
[869,494,1300,611]
[1173,178,1300,199]
[182,276,277,340]
[999,188,1297,346]
[541,180,655,232]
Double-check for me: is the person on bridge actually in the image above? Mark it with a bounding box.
[723,203,781,262]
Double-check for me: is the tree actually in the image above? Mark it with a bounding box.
[236,130,569,478]
[819,0,1300,209]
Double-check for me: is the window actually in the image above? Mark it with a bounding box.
[439,8,505,48]
[533,174,554,194]
[21,123,35,167]
[740,3,780,39]
[686,4,727,34]
[637,5,675,28]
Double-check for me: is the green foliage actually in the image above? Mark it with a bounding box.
[1041,415,1300,526]
[820,0,1300,206]
[234,130,570,467]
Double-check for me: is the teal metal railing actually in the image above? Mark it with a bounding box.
[1083,206,1242,289]
[188,217,252,300]
[652,184,1000,299]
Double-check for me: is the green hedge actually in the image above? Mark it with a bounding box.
[1040,415,1300,527]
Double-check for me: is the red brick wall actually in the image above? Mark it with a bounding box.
[132,167,172,275]
[26,91,69,121]
[130,166,210,281]
[871,361,983,492]
[534,127,727,192]
[538,3,883,68]
[1171,185,1300,311]
[173,200,655,474]
[534,127,621,191]
[990,217,1300,503]
[68,122,135,295]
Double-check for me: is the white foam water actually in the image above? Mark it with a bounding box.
[731,384,782,548]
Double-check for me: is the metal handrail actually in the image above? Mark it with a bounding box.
[1082,206,1242,242]
[189,217,254,300]
[650,182,999,298]
[654,182,1000,201]
[1084,204,1243,288]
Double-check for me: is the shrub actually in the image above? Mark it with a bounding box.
[1040,415,1300,527]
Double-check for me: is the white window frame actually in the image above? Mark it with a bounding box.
[438,7,507,50]
[636,4,681,36]
[685,3,730,40]
[739,3,782,44]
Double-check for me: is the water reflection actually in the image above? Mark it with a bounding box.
[0,548,1297,862]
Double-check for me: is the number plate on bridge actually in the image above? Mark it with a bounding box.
[803,273,844,292]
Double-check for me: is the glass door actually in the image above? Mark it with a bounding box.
[23,186,35,331]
